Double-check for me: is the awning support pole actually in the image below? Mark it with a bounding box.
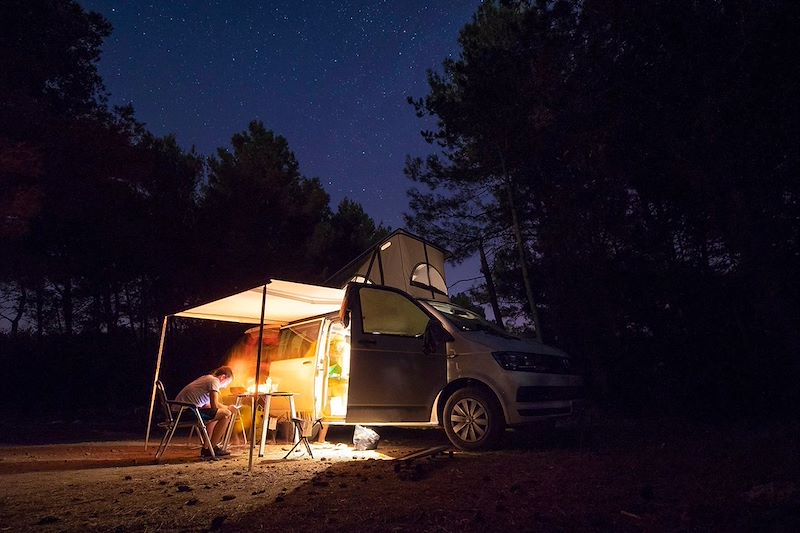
[145,315,170,450]
[248,283,269,471]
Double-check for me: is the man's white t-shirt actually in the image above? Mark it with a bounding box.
[175,374,221,408]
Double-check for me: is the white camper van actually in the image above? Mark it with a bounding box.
[266,230,585,450]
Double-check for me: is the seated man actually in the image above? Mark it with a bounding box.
[175,366,237,457]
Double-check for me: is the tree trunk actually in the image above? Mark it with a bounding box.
[505,178,543,341]
[104,288,117,334]
[497,147,542,339]
[62,278,73,335]
[478,240,504,327]
[9,282,27,337]
[35,282,44,339]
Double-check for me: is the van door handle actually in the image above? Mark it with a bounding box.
[302,361,312,365]
[358,339,377,345]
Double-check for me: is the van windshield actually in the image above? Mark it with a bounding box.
[425,301,518,339]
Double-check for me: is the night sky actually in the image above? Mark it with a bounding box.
[79,2,480,231]
[78,0,483,288]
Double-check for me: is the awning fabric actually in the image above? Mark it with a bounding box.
[146,279,345,467]
[174,279,345,325]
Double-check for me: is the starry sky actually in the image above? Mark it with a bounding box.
[78,2,478,223]
[79,0,483,287]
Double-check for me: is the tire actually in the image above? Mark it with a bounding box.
[443,386,505,451]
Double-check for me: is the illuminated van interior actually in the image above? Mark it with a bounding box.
[322,321,350,421]
[264,317,351,422]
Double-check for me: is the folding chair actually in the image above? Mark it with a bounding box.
[188,414,246,446]
[283,418,323,459]
[154,381,215,461]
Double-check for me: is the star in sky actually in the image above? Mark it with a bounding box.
[80,1,482,233]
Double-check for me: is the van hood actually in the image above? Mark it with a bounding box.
[457,330,568,357]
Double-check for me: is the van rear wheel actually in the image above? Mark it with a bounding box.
[443,387,504,451]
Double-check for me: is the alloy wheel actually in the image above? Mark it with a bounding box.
[449,397,488,443]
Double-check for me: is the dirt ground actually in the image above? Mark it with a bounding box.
[0,415,798,532]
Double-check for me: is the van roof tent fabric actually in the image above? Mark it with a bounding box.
[325,229,451,301]
[174,279,345,324]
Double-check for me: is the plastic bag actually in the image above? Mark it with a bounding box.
[353,424,380,450]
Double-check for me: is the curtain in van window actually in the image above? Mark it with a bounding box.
[360,288,428,337]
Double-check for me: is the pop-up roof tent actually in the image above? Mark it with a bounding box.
[326,228,451,300]
[146,229,450,468]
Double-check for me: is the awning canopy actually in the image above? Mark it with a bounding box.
[173,279,345,325]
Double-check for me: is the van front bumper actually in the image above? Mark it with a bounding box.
[507,386,587,425]
[516,385,585,402]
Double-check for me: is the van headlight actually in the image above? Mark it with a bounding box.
[492,351,572,373]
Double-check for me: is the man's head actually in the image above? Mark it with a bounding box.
[212,366,234,388]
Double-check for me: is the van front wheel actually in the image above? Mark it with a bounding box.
[443,387,504,451]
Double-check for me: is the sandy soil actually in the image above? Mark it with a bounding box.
[0,417,797,532]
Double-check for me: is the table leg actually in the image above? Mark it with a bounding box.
[289,396,298,443]
[258,394,272,457]
[221,397,243,451]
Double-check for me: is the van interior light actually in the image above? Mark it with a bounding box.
[380,241,392,250]
[342,339,351,376]
[327,331,351,417]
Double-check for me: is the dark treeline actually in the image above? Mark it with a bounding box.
[407,0,800,417]
[2,0,798,422]
[0,1,384,416]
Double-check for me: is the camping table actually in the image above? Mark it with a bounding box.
[223,392,298,456]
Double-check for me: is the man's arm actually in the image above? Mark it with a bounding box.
[209,390,226,410]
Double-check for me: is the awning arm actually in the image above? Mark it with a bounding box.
[145,315,170,450]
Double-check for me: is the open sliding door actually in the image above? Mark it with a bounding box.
[342,283,446,423]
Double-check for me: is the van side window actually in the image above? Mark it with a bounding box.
[359,288,429,337]
[274,320,321,361]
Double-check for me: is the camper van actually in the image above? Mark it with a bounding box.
[266,230,585,451]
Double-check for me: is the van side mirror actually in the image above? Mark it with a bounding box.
[423,319,454,354]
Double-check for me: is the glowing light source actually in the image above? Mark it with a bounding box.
[246,377,276,394]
